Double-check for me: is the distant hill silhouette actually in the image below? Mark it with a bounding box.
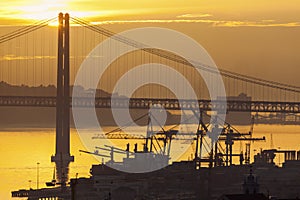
[0,81,111,97]
[0,82,181,129]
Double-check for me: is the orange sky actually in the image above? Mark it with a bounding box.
[1,0,300,26]
[0,0,300,87]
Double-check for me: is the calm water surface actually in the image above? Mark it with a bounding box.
[1,125,300,199]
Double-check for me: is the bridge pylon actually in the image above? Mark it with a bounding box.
[51,12,74,187]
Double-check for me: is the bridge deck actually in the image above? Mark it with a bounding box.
[0,96,299,113]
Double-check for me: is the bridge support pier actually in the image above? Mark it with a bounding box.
[51,12,74,187]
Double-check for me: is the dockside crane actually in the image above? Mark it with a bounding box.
[84,110,266,168]
[192,112,266,168]
[245,116,255,165]
[87,129,181,162]
[83,111,185,165]
[218,128,265,166]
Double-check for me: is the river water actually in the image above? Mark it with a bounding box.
[1,125,300,199]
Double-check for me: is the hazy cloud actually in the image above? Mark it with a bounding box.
[177,13,212,18]
[215,20,300,27]
[90,19,300,27]
[0,55,56,61]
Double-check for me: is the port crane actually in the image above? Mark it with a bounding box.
[192,111,265,168]
[217,124,265,166]
[83,112,185,166]
[245,116,255,165]
[82,110,266,169]
[84,130,183,162]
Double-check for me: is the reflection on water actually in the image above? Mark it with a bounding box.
[0,125,300,199]
[0,129,98,200]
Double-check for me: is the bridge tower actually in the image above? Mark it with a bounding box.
[51,13,74,187]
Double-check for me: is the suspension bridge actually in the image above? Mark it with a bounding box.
[2,13,300,188]
[0,14,300,113]
[0,96,299,113]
